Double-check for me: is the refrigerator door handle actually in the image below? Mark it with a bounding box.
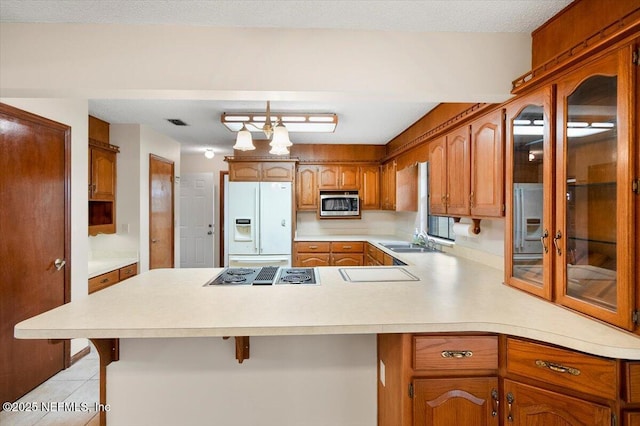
[255,187,260,254]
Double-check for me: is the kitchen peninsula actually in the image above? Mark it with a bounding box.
[15,239,640,426]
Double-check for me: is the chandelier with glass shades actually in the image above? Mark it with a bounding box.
[221,101,338,155]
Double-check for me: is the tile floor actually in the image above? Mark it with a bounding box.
[1,344,100,426]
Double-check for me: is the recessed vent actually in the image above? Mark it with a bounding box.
[167,118,188,126]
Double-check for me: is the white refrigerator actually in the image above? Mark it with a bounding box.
[513,183,544,257]
[227,181,292,267]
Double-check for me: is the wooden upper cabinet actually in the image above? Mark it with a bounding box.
[553,45,635,331]
[262,162,294,181]
[89,146,116,201]
[88,127,118,236]
[318,165,340,189]
[505,88,554,302]
[446,125,471,216]
[296,165,319,210]
[360,165,380,210]
[396,164,418,212]
[470,109,505,217]
[229,161,295,182]
[381,161,397,210]
[339,165,360,189]
[428,137,447,215]
[318,165,359,189]
[229,161,261,181]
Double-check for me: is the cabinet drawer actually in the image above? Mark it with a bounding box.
[413,335,498,371]
[88,270,119,294]
[296,241,331,252]
[119,263,138,281]
[624,362,640,403]
[330,241,364,253]
[367,244,384,263]
[506,338,617,400]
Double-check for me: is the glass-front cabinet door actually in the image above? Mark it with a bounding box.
[505,88,554,300]
[555,46,635,330]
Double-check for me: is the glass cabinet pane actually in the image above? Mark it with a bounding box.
[564,75,617,310]
[511,105,545,287]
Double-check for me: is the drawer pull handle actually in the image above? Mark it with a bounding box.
[441,350,473,359]
[535,359,581,376]
[491,388,499,417]
[309,245,318,249]
[342,245,352,249]
[100,278,109,284]
[506,392,514,422]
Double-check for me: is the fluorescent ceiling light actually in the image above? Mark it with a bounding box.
[222,112,337,133]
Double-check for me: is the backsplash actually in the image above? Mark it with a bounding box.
[296,211,398,236]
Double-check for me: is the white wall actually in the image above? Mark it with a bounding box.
[109,335,376,426]
[0,23,530,103]
[0,97,89,355]
[180,153,228,266]
[90,124,182,272]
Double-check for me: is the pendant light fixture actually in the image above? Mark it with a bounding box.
[232,123,255,151]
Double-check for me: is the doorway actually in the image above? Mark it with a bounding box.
[0,103,71,404]
[149,154,175,269]
[180,172,214,268]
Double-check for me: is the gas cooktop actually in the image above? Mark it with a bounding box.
[204,267,319,286]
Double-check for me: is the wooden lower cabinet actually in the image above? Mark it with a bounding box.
[414,377,499,426]
[89,263,138,294]
[379,334,634,426]
[294,241,364,266]
[503,379,611,426]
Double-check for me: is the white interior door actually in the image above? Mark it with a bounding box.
[180,173,214,268]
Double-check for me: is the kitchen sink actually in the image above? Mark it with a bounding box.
[379,243,436,253]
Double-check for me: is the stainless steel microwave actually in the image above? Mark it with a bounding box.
[319,190,360,218]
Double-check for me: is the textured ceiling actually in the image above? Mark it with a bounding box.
[0,0,574,155]
[0,1,573,33]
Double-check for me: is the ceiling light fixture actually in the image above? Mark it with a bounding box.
[222,101,338,155]
[204,148,215,159]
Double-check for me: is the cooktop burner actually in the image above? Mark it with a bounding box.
[204,267,318,286]
[276,268,317,285]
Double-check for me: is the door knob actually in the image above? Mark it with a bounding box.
[151,239,158,243]
[54,258,66,271]
[207,231,213,235]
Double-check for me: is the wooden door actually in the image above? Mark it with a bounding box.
[229,161,261,181]
[331,253,364,266]
[428,137,447,215]
[296,165,318,210]
[261,162,294,182]
[0,103,70,404]
[149,154,175,269]
[413,377,499,426]
[470,109,504,217]
[503,380,611,426]
[446,126,471,216]
[360,165,380,209]
[295,253,330,267]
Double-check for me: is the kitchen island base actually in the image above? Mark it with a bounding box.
[105,335,376,426]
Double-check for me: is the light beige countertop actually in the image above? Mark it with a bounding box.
[15,243,640,359]
[88,258,139,279]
